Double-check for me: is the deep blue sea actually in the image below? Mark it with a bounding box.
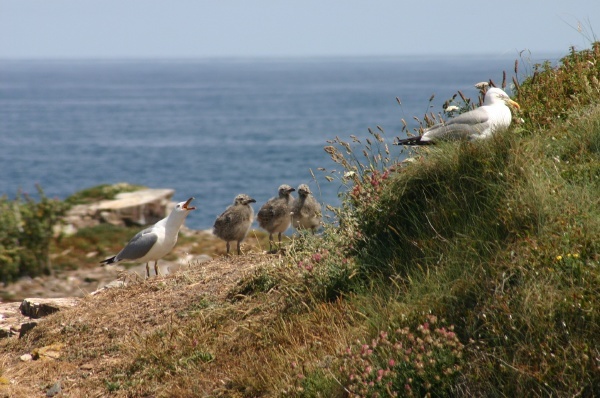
[0,55,541,230]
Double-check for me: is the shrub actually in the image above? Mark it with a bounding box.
[340,315,464,397]
[0,185,68,283]
[515,42,600,129]
[64,182,145,206]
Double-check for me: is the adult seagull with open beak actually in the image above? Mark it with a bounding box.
[395,87,520,145]
[100,197,196,278]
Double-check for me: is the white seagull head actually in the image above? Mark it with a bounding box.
[174,197,196,212]
[484,87,520,110]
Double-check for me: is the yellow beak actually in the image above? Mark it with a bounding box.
[506,98,521,110]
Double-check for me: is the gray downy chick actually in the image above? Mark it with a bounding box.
[257,184,295,252]
[213,194,256,255]
[291,184,322,234]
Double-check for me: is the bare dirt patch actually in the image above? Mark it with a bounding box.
[0,248,282,397]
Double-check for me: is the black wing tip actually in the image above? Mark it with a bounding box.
[99,256,117,265]
[394,136,435,146]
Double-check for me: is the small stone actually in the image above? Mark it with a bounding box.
[86,251,99,258]
[80,363,94,370]
[20,298,80,319]
[32,343,64,361]
[19,322,38,338]
[20,353,33,362]
[46,380,62,397]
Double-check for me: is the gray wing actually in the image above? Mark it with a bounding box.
[423,122,490,141]
[213,208,233,232]
[257,200,275,223]
[445,107,490,126]
[116,227,158,261]
[423,107,490,141]
[257,199,287,225]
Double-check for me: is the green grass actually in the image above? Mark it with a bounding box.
[298,42,600,397]
[63,182,146,206]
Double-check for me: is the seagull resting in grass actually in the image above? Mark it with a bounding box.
[100,197,196,277]
[395,87,520,145]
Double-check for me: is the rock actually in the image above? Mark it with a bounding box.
[99,210,125,226]
[19,322,38,338]
[20,297,80,319]
[194,254,213,264]
[46,380,62,397]
[0,302,24,339]
[91,280,127,295]
[32,343,64,361]
[0,298,81,339]
[20,353,33,362]
[80,363,94,371]
[60,187,176,233]
[90,188,175,226]
[85,251,99,258]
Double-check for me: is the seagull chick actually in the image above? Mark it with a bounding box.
[100,197,196,278]
[291,184,322,234]
[395,87,520,145]
[257,184,295,252]
[213,193,256,255]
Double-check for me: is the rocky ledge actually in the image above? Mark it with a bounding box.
[0,298,80,339]
[58,188,175,234]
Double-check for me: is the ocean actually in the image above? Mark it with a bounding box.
[0,55,537,230]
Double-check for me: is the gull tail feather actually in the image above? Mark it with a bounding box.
[99,256,118,266]
[394,136,435,146]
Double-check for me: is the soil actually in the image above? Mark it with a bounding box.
[0,243,279,397]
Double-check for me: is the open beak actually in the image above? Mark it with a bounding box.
[506,99,521,110]
[182,197,196,211]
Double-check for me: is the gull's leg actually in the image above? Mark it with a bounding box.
[154,261,159,276]
[145,262,150,278]
[237,240,242,255]
[226,241,231,255]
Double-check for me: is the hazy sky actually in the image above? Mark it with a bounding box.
[1,0,598,59]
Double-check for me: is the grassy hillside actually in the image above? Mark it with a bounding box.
[1,44,599,397]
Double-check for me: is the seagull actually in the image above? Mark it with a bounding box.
[395,87,520,145]
[257,184,295,252]
[213,193,256,255]
[291,184,322,234]
[100,197,196,278]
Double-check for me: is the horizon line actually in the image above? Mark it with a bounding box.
[0,50,565,63]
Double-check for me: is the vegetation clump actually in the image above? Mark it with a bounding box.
[0,186,68,283]
[309,42,600,396]
[64,182,146,206]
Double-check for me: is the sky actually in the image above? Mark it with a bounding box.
[0,1,599,59]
